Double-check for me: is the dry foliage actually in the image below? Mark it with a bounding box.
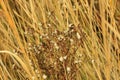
[0,0,120,80]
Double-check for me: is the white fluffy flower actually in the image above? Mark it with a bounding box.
[76,32,81,39]
[92,59,94,63]
[43,74,47,79]
[68,23,73,28]
[47,23,51,27]
[67,67,71,72]
[74,60,82,64]
[70,39,74,44]
[59,56,64,62]
[58,35,64,40]
[63,56,67,60]
[54,43,59,50]
[59,56,67,62]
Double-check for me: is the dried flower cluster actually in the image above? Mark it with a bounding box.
[26,24,86,79]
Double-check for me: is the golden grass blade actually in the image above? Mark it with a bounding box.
[0,0,25,53]
[0,50,32,79]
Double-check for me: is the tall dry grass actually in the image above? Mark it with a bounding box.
[0,0,120,80]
